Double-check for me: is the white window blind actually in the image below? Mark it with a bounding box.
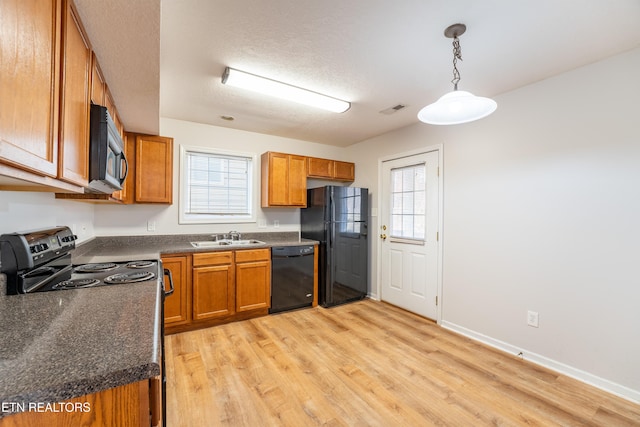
[180,148,255,223]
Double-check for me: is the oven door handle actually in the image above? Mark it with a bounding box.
[163,268,174,297]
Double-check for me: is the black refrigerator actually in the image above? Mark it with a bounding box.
[301,186,368,307]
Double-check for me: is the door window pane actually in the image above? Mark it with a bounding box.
[389,163,426,240]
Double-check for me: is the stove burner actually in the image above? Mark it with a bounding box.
[75,263,118,273]
[53,278,101,289]
[104,271,156,284]
[126,261,155,269]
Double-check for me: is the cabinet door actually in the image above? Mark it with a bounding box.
[58,0,91,187]
[193,264,234,320]
[0,0,61,177]
[263,152,289,206]
[161,255,190,327]
[135,135,173,203]
[307,157,333,179]
[90,52,106,105]
[236,260,271,312]
[333,161,355,181]
[288,155,307,206]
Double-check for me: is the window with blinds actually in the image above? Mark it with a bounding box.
[180,147,256,223]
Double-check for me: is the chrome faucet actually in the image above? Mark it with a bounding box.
[228,230,241,241]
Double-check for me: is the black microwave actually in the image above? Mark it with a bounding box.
[88,104,128,193]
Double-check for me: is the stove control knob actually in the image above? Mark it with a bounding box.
[30,244,47,253]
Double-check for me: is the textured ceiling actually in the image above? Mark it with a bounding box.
[75,0,640,146]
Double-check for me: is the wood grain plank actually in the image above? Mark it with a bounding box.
[165,299,640,427]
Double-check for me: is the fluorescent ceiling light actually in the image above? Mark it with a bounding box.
[222,67,351,113]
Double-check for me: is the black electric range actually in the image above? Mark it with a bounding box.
[0,226,171,426]
[0,226,162,294]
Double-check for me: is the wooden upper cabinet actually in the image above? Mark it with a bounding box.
[90,52,106,105]
[307,156,355,181]
[58,0,91,187]
[333,160,355,181]
[135,134,173,204]
[261,152,307,207]
[307,157,333,179]
[104,86,124,137]
[0,0,62,177]
[288,155,307,205]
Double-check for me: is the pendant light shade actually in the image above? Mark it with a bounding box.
[418,90,497,125]
[418,23,496,125]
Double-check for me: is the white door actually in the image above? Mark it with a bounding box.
[380,150,439,319]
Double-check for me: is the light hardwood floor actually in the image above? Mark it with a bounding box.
[165,299,640,426]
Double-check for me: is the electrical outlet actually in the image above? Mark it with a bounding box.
[527,310,539,328]
[273,220,280,228]
[147,221,156,232]
[258,219,267,228]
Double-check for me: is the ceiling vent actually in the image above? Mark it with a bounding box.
[379,104,407,115]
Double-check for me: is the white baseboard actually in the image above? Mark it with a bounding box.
[440,320,640,404]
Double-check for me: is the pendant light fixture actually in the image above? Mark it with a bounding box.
[418,23,496,125]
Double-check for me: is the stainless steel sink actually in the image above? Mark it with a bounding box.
[190,239,265,248]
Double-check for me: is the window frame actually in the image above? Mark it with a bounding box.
[178,145,258,224]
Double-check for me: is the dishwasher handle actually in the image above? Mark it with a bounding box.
[271,245,314,258]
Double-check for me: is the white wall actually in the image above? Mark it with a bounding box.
[93,118,348,236]
[0,192,95,243]
[347,47,640,398]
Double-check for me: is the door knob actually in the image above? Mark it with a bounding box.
[380,234,387,240]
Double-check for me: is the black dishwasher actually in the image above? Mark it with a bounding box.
[270,245,315,313]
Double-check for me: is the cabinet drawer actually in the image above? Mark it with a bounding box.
[193,251,233,267]
[235,248,271,263]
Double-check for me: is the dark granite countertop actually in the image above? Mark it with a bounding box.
[0,231,315,417]
[0,281,162,418]
[71,231,319,263]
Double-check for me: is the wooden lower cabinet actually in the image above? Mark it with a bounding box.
[161,255,189,326]
[192,252,234,320]
[163,249,271,334]
[0,380,155,427]
[235,249,271,312]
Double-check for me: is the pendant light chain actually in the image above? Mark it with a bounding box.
[451,36,462,90]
